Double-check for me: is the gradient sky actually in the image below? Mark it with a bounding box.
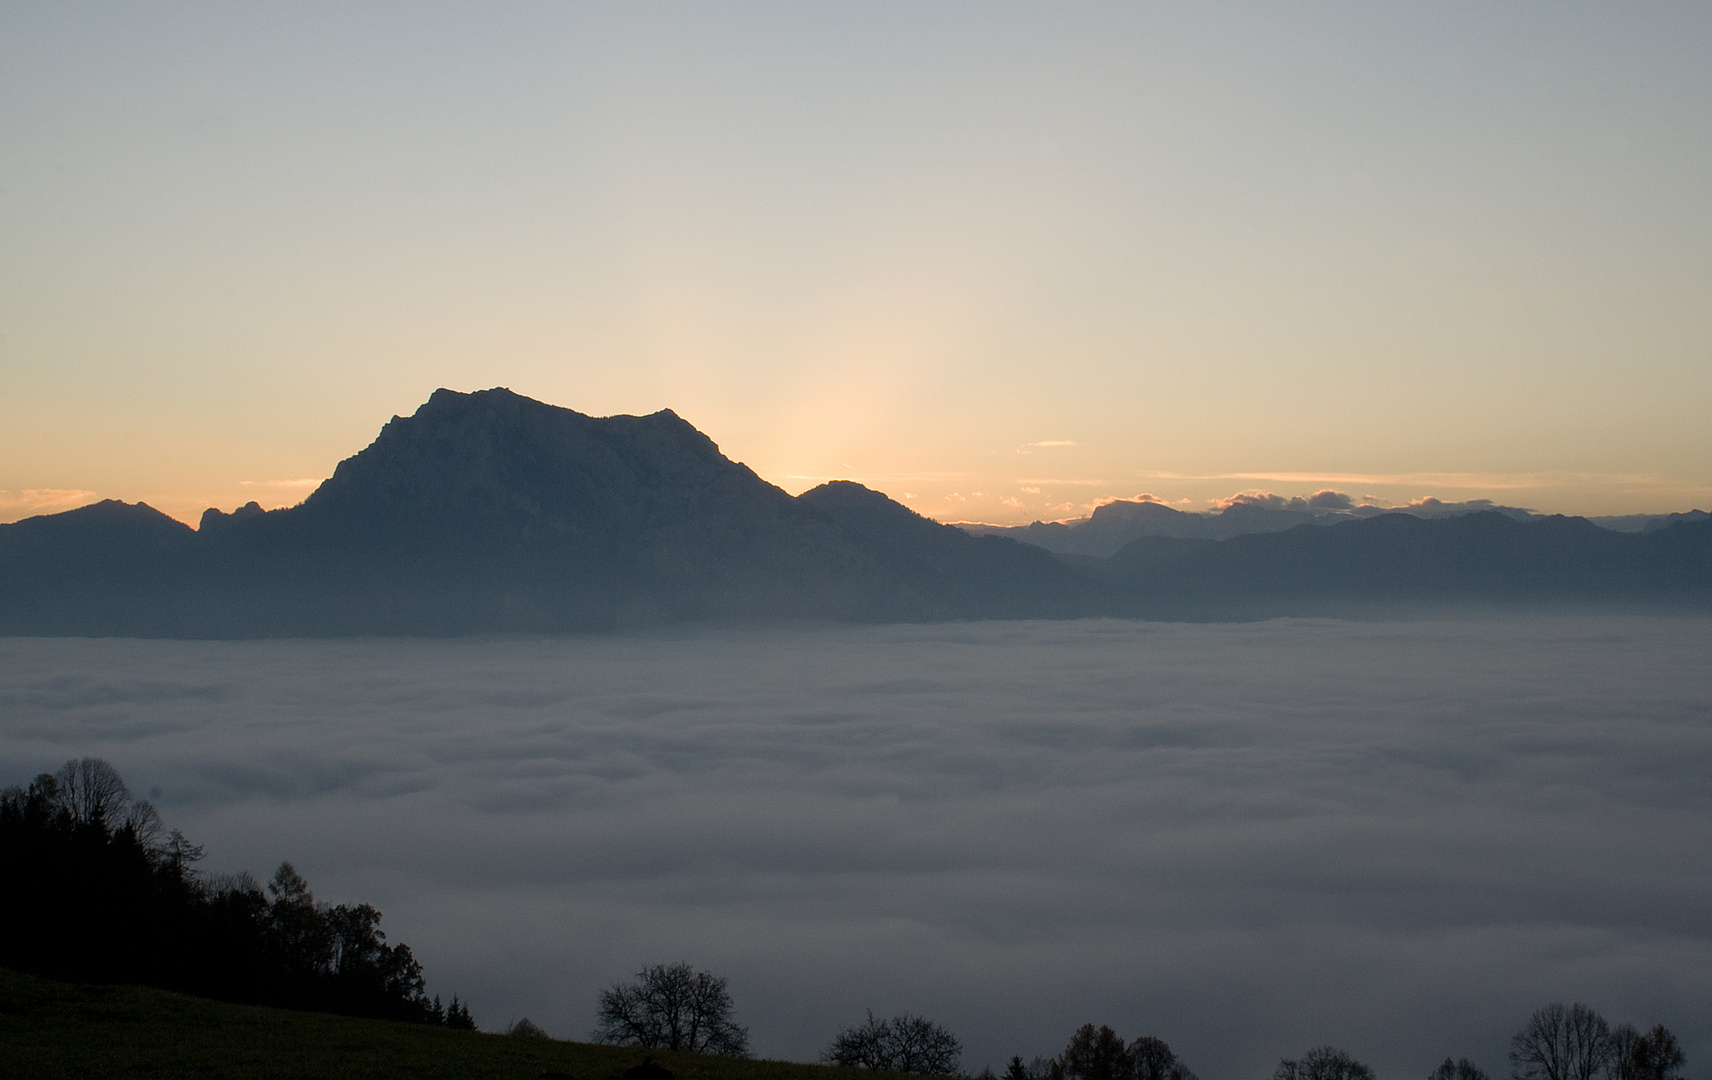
[3,3,1709,526]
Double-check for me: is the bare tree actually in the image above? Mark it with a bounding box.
[594,963,749,1057]
[1510,1004,1612,1080]
[1429,1058,1491,1080]
[887,1014,963,1075]
[1274,1046,1376,1080]
[1609,1026,1644,1080]
[53,757,132,827]
[826,1012,892,1070]
[823,1011,962,1075]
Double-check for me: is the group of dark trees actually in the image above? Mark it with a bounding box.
[0,757,471,1027]
[1510,1004,1684,1080]
[1274,1046,1374,1080]
[823,1011,964,1075]
[993,1024,1197,1080]
[1260,1001,1686,1080]
[983,1004,1686,1080]
[589,964,967,1072]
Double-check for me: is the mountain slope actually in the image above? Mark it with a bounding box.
[797,481,1097,619]
[0,966,884,1080]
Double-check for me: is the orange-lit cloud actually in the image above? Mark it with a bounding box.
[1092,493,1170,508]
[1212,490,1357,511]
[0,489,100,521]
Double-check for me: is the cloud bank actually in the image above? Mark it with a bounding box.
[2,617,1709,1077]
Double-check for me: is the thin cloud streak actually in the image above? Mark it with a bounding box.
[1016,441,1078,454]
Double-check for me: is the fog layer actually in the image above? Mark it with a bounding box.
[3,617,1709,1077]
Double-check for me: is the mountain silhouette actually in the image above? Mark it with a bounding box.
[2,389,935,635]
[1,388,1707,636]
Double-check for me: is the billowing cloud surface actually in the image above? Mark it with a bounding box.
[1349,495,1536,518]
[1216,490,1355,512]
[3,618,1710,1077]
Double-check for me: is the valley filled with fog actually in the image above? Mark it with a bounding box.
[2,616,1709,1078]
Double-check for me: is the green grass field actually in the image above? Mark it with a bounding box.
[0,968,912,1080]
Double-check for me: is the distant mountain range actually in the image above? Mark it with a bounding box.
[2,388,1707,637]
[960,495,1711,558]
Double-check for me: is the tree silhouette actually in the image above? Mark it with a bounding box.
[1063,1024,1132,1080]
[823,1011,962,1075]
[595,963,750,1057]
[1132,1035,1198,1080]
[1509,1004,1611,1080]
[1428,1058,1490,1080]
[1005,1054,1059,1080]
[53,757,134,828]
[1628,1025,1686,1080]
[1274,1046,1375,1080]
[1610,1026,1644,1080]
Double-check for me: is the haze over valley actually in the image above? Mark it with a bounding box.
[5,616,1711,1077]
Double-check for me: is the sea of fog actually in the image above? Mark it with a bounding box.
[3,616,1711,1078]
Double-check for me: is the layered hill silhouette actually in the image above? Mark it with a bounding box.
[1,387,1707,637]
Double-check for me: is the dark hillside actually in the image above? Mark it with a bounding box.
[0,967,907,1080]
[1105,511,1712,619]
[0,500,197,637]
[798,481,1098,619]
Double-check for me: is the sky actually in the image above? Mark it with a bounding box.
[3,616,1711,1076]
[2,3,1710,526]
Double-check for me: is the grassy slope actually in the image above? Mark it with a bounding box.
[0,968,905,1080]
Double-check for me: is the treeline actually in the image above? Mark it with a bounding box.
[997,1024,1196,1080]
[0,757,471,1027]
[992,1006,1687,1080]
